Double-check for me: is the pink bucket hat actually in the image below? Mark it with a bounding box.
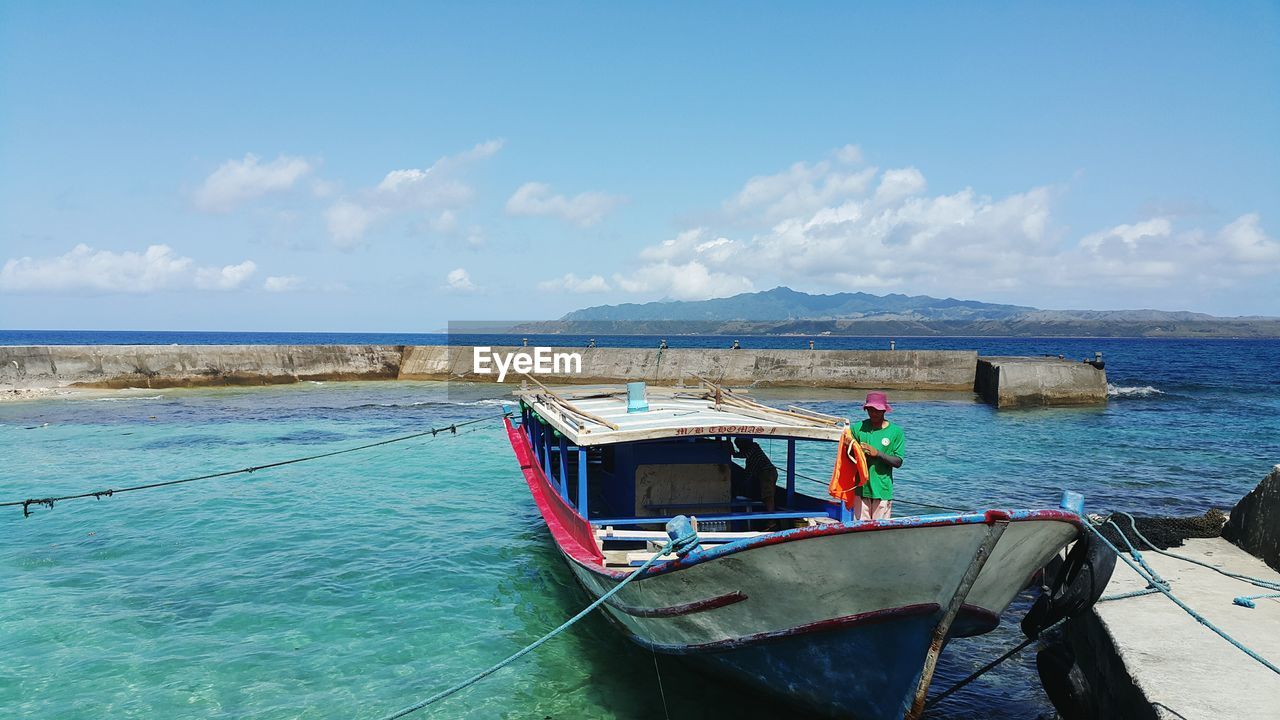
[863,391,892,412]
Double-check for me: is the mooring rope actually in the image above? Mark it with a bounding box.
[931,507,1280,706]
[925,617,1068,709]
[1111,510,1280,593]
[376,529,695,720]
[1084,519,1280,675]
[1,413,509,517]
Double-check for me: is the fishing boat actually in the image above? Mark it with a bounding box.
[504,380,1085,720]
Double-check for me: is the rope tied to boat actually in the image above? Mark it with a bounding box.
[2,413,509,517]
[931,508,1280,709]
[377,519,700,720]
[1082,516,1280,675]
[664,514,703,558]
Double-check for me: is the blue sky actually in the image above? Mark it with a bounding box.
[2,1,1278,330]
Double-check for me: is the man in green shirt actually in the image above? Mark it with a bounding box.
[850,391,905,520]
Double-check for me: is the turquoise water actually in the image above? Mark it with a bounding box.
[2,371,1278,718]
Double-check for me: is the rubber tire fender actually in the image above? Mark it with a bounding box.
[1021,530,1117,639]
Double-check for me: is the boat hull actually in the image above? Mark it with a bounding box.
[505,418,1081,719]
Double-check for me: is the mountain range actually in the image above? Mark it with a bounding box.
[519,287,1280,337]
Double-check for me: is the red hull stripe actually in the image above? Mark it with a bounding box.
[505,418,604,564]
[607,590,748,618]
[629,603,943,654]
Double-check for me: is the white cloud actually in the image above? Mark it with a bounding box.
[505,182,626,227]
[1079,217,1172,251]
[194,260,257,290]
[725,158,878,222]
[264,275,303,292]
[194,154,312,212]
[873,167,926,205]
[608,146,1280,303]
[640,228,741,265]
[538,273,612,293]
[1059,212,1280,286]
[325,200,382,249]
[1216,213,1280,264]
[612,260,754,300]
[834,144,864,164]
[445,267,476,292]
[0,244,258,294]
[460,139,505,161]
[324,139,503,246]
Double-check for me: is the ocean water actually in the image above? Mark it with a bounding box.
[2,337,1278,719]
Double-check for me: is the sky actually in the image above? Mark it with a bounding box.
[1,1,1278,331]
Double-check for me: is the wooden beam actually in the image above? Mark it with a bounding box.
[521,373,620,430]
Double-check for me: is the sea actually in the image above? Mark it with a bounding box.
[2,331,1278,719]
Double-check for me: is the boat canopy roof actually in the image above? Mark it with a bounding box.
[514,382,848,446]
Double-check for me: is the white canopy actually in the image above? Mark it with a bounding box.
[515,383,847,447]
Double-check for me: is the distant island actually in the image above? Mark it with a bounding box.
[516,287,1280,338]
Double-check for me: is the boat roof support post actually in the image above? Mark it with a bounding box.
[542,423,553,481]
[577,446,588,517]
[906,513,1011,720]
[786,439,796,509]
[529,414,539,464]
[558,435,570,499]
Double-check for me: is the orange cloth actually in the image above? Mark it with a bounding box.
[828,427,869,509]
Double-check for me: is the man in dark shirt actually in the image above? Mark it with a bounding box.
[733,437,778,512]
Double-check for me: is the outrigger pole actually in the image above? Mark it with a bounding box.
[906,512,1012,719]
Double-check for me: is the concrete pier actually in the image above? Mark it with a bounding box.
[975,356,1108,408]
[0,344,1109,408]
[1065,466,1280,719]
[399,345,979,389]
[0,344,402,388]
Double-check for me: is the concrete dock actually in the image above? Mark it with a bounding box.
[975,355,1108,408]
[1066,466,1280,719]
[0,344,1108,409]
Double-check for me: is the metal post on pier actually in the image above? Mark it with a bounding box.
[577,447,588,517]
[786,439,796,507]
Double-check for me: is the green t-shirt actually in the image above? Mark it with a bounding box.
[851,420,905,500]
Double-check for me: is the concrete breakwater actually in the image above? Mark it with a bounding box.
[0,344,1107,407]
[1058,466,1280,719]
[0,344,404,389]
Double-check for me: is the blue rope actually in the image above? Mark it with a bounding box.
[1113,511,1280,593]
[1099,587,1160,603]
[1234,593,1280,609]
[377,530,695,719]
[1084,521,1280,675]
[1104,518,1170,592]
[669,531,701,558]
